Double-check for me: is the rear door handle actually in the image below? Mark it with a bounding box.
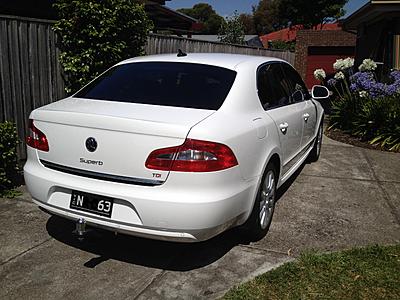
[303,113,310,122]
[279,122,289,134]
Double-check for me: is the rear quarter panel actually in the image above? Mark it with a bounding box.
[313,99,325,135]
[187,59,283,183]
[187,110,281,180]
[189,55,280,180]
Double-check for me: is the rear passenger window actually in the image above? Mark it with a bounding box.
[281,63,311,102]
[257,63,290,110]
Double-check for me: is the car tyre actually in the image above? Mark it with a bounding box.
[308,120,323,163]
[242,162,277,242]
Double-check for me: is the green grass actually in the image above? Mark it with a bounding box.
[223,244,400,300]
[0,188,22,198]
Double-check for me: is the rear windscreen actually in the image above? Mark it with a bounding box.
[74,62,237,110]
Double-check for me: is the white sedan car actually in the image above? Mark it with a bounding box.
[24,53,328,242]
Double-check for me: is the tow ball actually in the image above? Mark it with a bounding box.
[73,218,87,241]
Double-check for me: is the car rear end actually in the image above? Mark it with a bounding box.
[24,58,258,242]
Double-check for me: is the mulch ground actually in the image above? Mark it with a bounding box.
[325,127,399,153]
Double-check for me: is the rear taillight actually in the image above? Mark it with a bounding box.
[26,119,49,152]
[145,139,238,172]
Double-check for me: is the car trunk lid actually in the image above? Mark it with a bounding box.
[31,98,215,184]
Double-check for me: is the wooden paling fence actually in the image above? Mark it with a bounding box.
[0,14,295,159]
[145,34,295,64]
[0,15,65,158]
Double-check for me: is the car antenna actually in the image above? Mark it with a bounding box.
[177,49,187,57]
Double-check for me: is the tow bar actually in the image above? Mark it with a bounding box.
[73,218,87,241]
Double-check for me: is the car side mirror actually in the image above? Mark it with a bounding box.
[311,85,330,100]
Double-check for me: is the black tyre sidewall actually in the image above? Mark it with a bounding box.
[309,121,323,162]
[243,162,277,241]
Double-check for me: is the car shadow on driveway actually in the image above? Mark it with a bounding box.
[45,164,304,272]
[46,216,244,271]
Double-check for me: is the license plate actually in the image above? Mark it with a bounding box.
[70,191,114,218]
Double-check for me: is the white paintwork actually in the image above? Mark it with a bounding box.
[32,100,215,182]
[24,53,324,242]
[301,100,318,149]
[265,103,304,168]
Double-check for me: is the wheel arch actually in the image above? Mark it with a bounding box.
[258,149,282,188]
[242,150,282,224]
[268,153,281,180]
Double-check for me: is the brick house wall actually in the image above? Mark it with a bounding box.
[295,30,357,86]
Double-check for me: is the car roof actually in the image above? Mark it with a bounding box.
[118,53,289,71]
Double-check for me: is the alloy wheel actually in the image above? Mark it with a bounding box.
[259,170,276,229]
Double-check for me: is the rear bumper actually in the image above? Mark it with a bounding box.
[24,148,259,242]
[33,199,243,242]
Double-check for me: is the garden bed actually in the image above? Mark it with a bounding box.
[314,58,400,152]
[325,127,399,153]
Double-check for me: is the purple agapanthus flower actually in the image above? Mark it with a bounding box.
[385,84,398,96]
[369,82,386,98]
[390,70,400,82]
[385,80,400,96]
[327,78,337,87]
[349,71,400,98]
[350,72,375,91]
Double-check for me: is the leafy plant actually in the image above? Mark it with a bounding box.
[218,11,245,45]
[366,96,400,151]
[2,188,22,199]
[321,59,400,152]
[0,122,20,196]
[329,93,362,131]
[330,92,400,151]
[53,0,153,94]
[269,40,296,51]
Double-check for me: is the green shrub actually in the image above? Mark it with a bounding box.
[329,94,363,131]
[53,0,153,94]
[218,11,245,45]
[322,59,400,152]
[330,94,400,151]
[366,96,400,151]
[269,40,296,52]
[0,122,20,195]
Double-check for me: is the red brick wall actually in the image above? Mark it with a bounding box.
[295,30,357,81]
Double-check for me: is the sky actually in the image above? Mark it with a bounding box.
[167,0,369,18]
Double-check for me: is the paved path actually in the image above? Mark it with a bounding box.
[1,135,399,299]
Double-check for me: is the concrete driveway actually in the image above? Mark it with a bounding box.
[1,135,400,299]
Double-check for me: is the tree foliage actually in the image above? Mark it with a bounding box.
[252,0,285,34]
[278,0,348,29]
[239,13,256,35]
[252,0,348,34]
[177,3,225,34]
[218,11,245,45]
[53,0,153,93]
